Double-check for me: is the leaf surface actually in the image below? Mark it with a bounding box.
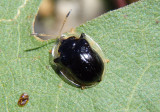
[0,0,159,111]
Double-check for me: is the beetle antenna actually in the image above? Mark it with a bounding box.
[59,9,72,37]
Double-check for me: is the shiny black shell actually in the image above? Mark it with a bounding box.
[53,33,104,87]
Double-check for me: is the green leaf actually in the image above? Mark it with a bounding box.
[0,0,159,111]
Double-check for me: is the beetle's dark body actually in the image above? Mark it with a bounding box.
[54,33,104,87]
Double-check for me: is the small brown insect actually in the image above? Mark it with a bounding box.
[18,93,29,107]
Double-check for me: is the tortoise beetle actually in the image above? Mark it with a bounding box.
[50,31,105,89]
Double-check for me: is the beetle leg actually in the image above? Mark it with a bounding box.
[104,59,110,63]
[97,79,101,82]
[49,50,52,54]
[54,57,61,63]
[81,86,85,90]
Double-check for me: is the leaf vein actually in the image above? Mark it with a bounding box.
[125,64,151,112]
[0,0,29,22]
